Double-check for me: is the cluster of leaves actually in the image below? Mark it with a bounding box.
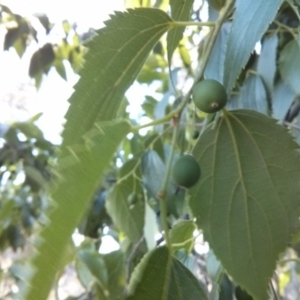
[0,114,54,254]
[3,0,300,299]
[0,4,87,88]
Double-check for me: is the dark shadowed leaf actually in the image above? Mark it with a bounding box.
[62,8,173,148]
[167,0,193,65]
[190,110,300,299]
[257,35,278,95]
[224,0,282,92]
[239,74,269,115]
[279,35,300,95]
[127,246,209,300]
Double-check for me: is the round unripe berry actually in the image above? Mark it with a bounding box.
[192,79,227,113]
[172,155,201,188]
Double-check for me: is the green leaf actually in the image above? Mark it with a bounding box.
[54,59,67,80]
[77,248,108,289]
[141,150,177,215]
[272,81,296,121]
[204,22,231,83]
[23,120,131,300]
[224,0,282,92]
[102,250,125,300]
[127,246,209,299]
[142,96,158,119]
[279,35,300,95]
[190,109,300,300]
[169,219,196,252]
[106,177,145,244]
[167,0,193,65]
[62,8,173,147]
[257,34,278,95]
[239,74,269,115]
[143,202,158,250]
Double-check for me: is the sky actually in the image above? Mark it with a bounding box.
[0,0,124,143]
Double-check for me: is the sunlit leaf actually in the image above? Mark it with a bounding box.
[127,246,209,299]
[190,109,300,299]
[62,8,173,148]
[24,120,131,300]
[143,202,158,251]
[167,0,193,66]
[224,0,282,92]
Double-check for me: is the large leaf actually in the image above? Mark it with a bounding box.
[279,35,300,95]
[223,0,282,93]
[23,120,131,300]
[189,110,300,299]
[167,0,193,65]
[257,34,278,95]
[62,8,173,147]
[204,22,231,84]
[127,246,209,299]
[239,74,269,115]
[272,81,296,121]
[106,177,145,244]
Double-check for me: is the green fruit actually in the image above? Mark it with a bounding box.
[192,79,227,113]
[172,155,201,188]
[209,0,226,11]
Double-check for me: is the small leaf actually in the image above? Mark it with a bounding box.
[143,202,158,251]
[224,0,282,92]
[127,246,209,299]
[239,74,269,115]
[190,109,300,299]
[167,0,193,65]
[103,250,125,299]
[62,8,173,148]
[279,35,300,95]
[54,59,67,80]
[106,177,145,244]
[257,34,278,95]
[169,219,196,253]
[77,248,108,288]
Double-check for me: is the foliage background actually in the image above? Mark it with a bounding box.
[1,0,300,300]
